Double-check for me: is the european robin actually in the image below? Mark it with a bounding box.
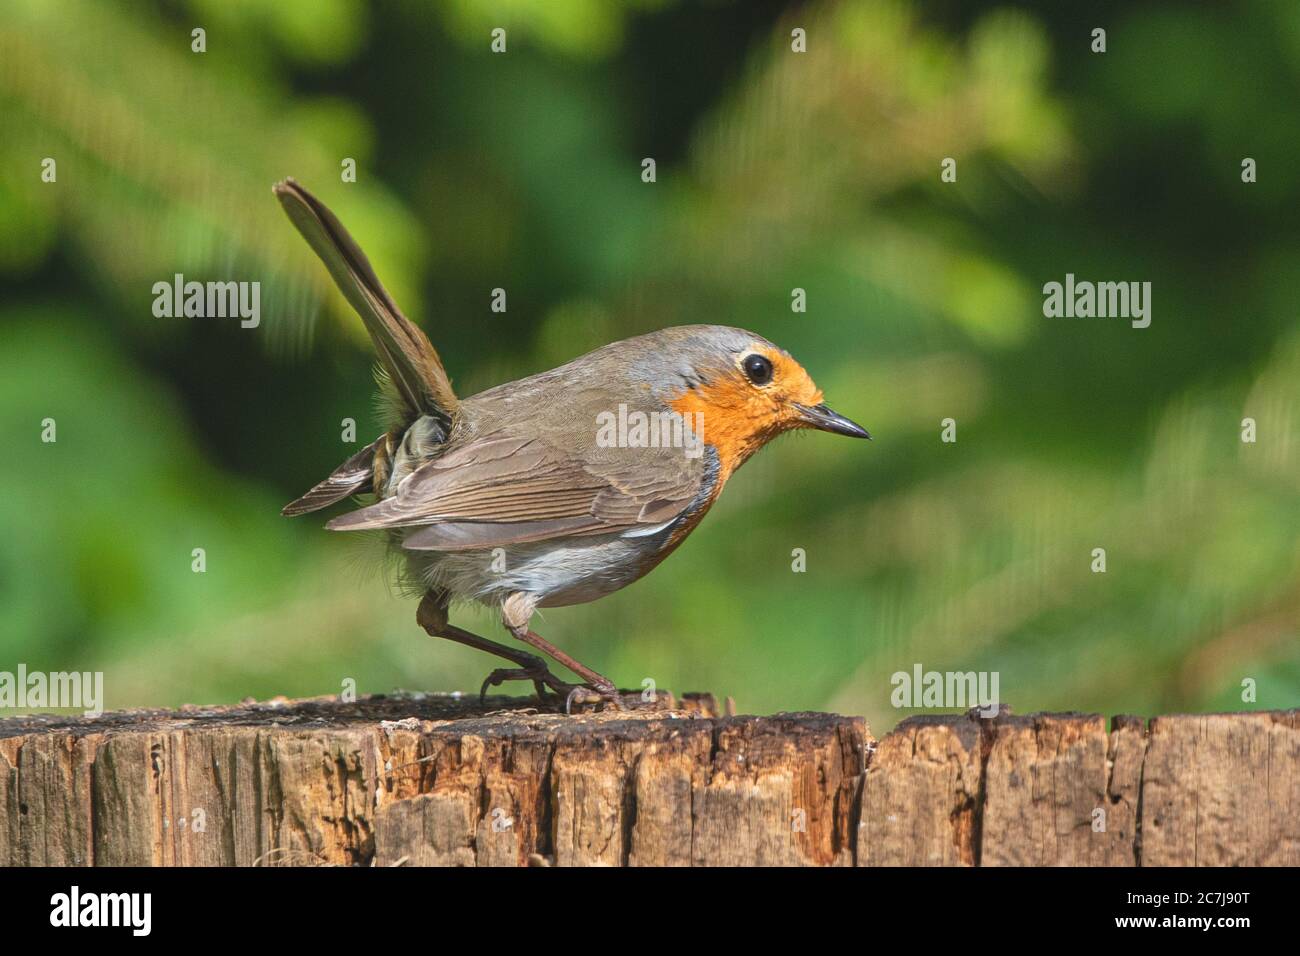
[275,179,869,711]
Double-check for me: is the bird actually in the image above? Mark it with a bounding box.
[274,178,870,712]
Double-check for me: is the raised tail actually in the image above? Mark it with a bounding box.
[273,178,458,429]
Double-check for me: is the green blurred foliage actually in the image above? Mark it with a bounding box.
[1,0,1297,732]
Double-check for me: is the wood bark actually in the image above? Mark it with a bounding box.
[1,696,1295,866]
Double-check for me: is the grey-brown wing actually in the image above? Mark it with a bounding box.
[324,434,706,550]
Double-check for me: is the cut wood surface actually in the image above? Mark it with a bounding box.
[1,694,1296,866]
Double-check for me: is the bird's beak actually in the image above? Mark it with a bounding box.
[795,403,872,439]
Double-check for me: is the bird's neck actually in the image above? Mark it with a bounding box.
[668,383,782,482]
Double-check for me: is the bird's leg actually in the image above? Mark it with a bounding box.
[497,605,624,715]
[508,625,615,693]
[416,591,570,704]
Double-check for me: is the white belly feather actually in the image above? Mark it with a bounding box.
[409,524,675,609]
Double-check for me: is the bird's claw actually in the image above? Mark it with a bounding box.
[563,686,599,714]
[479,663,569,704]
[479,668,533,702]
[564,682,628,715]
[477,665,628,715]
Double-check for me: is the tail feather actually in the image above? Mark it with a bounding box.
[273,178,458,427]
[282,436,383,516]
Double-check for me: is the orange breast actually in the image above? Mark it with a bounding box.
[668,377,777,482]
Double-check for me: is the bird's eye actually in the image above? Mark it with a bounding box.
[741,353,773,386]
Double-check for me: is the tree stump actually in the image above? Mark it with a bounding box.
[1,696,1296,866]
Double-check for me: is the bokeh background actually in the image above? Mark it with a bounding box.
[2,0,1297,732]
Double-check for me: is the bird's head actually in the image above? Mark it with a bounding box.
[644,326,870,477]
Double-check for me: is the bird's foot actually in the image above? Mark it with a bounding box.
[477,661,629,715]
[478,657,572,704]
[564,679,628,715]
